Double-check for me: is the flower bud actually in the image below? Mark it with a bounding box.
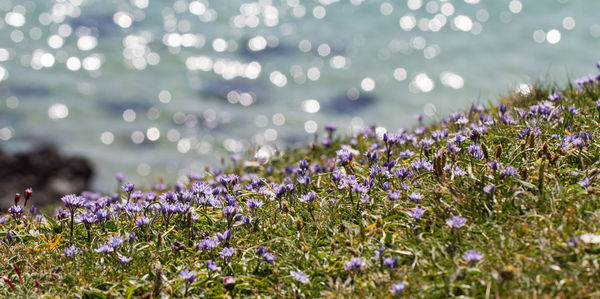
[14,193,20,205]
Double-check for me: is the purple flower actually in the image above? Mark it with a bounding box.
[501,166,518,178]
[483,184,496,194]
[344,257,365,272]
[109,235,125,248]
[299,192,316,203]
[336,148,353,166]
[180,190,194,202]
[389,282,406,294]
[399,150,414,157]
[383,257,398,270]
[96,235,125,252]
[95,243,114,253]
[223,206,238,222]
[414,126,426,135]
[247,199,264,210]
[360,194,370,204]
[446,215,467,229]
[8,205,23,215]
[411,158,433,171]
[325,124,337,132]
[291,270,309,284]
[297,175,310,185]
[447,143,461,154]
[467,143,483,160]
[116,172,125,182]
[131,190,143,200]
[217,174,238,187]
[455,116,468,125]
[124,202,142,217]
[463,249,484,262]
[135,216,151,227]
[220,247,236,260]
[596,99,600,112]
[257,246,267,255]
[197,238,219,252]
[548,91,562,102]
[407,192,422,202]
[575,74,594,86]
[488,160,502,172]
[79,212,96,225]
[453,165,466,177]
[207,260,221,272]
[217,230,232,243]
[61,194,85,210]
[122,182,135,193]
[62,245,80,258]
[568,237,578,247]
[409,206,425,220]
[577,177,590,188]
[568,105,580,115]
[179,270,196,283]
[388,190,401,201]
[298,160,310,170]
[262,252,276,264]
[118,255,132,264]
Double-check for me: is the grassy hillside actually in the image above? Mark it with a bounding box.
[2,69,600,298]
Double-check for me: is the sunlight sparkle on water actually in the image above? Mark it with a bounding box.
[411,73,434,93]
[48,104,69,119]
[302,99,320,113]
[5,12,25,27]
[546,29,561,44]
[361,77,375,92]
[100,131,114,145]
[304,120,317,133]
[77,36,97,51]
[440,72,464,89]
[0,66,7,82]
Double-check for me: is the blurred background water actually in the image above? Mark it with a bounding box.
[0,0,598,191]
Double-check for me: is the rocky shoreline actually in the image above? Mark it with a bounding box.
[0,146,93,209]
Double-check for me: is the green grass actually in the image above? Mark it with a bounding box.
[2,77,600,298]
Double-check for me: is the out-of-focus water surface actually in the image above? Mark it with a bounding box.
[0,0,598,190]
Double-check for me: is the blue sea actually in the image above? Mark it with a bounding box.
[0,0,598,191]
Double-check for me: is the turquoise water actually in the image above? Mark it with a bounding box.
[0,0,598,191]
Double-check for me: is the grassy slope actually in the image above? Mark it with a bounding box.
[2,78,600,298]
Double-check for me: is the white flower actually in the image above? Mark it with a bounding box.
[579,233,600,244]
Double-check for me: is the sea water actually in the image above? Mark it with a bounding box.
[0,0,598,191]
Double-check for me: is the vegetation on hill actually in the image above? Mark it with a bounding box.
[3,67,600,298]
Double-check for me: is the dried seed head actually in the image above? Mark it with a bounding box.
[495,144,502,159]
[481,143,489,161]
[500,265,515,281]
[528,132,536,148]
[520,167,528,179]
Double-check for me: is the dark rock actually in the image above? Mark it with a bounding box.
[0,146,94,210]
[324,92,375,114]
